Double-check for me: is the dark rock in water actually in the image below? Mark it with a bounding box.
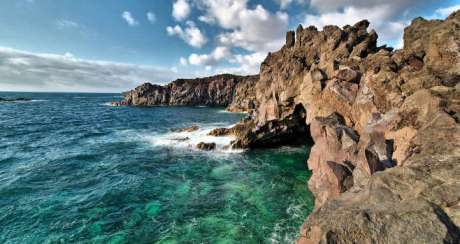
[208,128,231,136]
[171,125,199,133]
[122,74,259,113]
[0,97,31,102]
[196,142,216,151]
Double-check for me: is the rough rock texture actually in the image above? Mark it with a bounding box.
[196,142,216,151]
[228,11,460,243]
[122,74,258,112]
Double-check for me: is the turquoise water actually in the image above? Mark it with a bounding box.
[0,92,314,243]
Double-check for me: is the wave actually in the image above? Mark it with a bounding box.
[140,123,244,154]
[217,110,248,114]
[101,102,118,107]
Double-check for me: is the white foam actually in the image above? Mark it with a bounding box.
[217,109,248,114]
[101,102,118,107]
[142,123,244,154]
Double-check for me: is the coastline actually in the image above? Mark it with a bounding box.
[118,11,460,243]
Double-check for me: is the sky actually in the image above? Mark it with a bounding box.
[0,0,458,92]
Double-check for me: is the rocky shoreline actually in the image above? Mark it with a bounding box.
[121,11,460,243]
[120,74,259,112]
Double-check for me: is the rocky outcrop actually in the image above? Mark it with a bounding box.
[122,74,258,112]
[196,142,216,151]
[227,11,460,243]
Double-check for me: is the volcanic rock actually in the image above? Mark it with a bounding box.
[228,10,460,243]
[196,142,216,151]
[122,74,259,112]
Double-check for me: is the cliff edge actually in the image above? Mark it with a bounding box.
[229,11,460,243]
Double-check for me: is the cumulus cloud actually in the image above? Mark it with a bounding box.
[430,4,460,19]
[197,0,289,53]
[172,0,191,21]
[166,21,207,48]
[308,0,419,14]
[177,0,286,75]
[122,11,139,26]
[301,0,447,47]
[218,51,265,74]
[187,46,230,66]
[147,11,156,24]
[0,47,181,92]
[303,5,407,46]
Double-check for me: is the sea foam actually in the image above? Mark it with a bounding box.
[142,123,244,154]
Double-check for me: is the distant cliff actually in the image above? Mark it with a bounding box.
[122,74,258,112]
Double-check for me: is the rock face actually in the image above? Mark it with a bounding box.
[228,11,460,243]
[122,74,258,112]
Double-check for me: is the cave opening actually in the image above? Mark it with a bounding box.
[250,103,314,148]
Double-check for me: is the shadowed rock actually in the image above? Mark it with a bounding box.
[196,142,216,151]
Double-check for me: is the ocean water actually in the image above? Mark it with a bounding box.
[0,92,314,243]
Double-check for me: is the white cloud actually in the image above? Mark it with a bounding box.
[274,0,307,9]
[309,0,417,14]
[217,51,265,75]
[166,21,207,48]
[147,11,156,24]
[0,47,182,92]
[172,0,191,21]
[122,11,139,26]
[180,57,188,66]
[197,0,289,53]
[187,46,230,66]
[430,4,460,19]
[303,4,406,46]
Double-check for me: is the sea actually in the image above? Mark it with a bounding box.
[0,92,314,243]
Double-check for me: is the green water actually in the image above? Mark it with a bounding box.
[0,92,314,243]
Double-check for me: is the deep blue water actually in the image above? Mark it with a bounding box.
[0,92,313,243]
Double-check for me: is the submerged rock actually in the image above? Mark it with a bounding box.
[196,142,216,151]
[171,125,199,133]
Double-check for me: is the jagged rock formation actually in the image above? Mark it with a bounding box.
[122,74,258,111]
[227,11,460,243]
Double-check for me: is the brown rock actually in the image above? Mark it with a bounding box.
[335,68,360,83]
[171,125,199,132]
[208,128,231,136]
[196,142,216,151]
[123,74,259,112]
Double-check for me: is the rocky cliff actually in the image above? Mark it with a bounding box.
[122,74,258,111]
[227,11,460,243]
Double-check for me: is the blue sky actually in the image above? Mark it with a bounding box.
[0,0,458,92]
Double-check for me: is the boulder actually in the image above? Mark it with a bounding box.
[196,142,216,151]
